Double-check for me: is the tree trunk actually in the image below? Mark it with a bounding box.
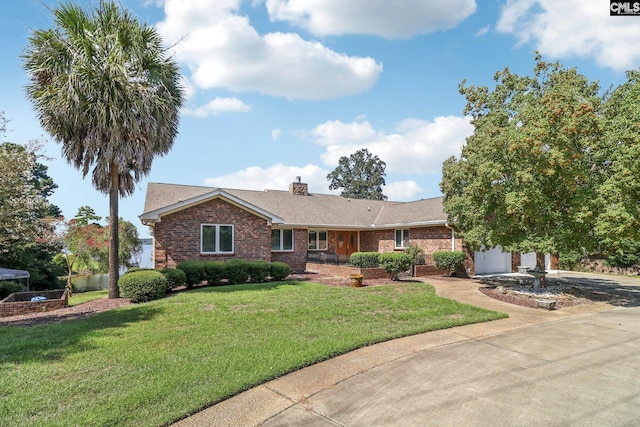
[536,251,546,288]
[65,253,74,297]
[108,163,120,299]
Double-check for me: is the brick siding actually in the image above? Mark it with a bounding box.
[153,198,271,269]
[271,228,308,273]
[151,200,471,277]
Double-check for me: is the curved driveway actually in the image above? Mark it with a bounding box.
[175,272,640,426]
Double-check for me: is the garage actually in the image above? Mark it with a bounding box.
[519,252,551,270]
[473,247,511,274]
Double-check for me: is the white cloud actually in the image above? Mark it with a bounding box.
[183,97,251,117]
[202,163,425,201]
[310,120,379,146]
[496,0,640,71]
[311,116,473,174]
[475,25,490,37]
[384,180,422,201]
[264,0,477,39]
[156,0,382,100]
[271,129,282,140]
[203,163,335,194]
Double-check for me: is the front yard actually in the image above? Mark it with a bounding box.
[0,280,506,426]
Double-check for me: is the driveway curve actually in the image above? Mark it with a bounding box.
[174,272,640,427]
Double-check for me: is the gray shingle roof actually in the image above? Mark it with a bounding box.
[141,182,447,228]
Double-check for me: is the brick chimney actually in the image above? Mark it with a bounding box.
[289,176,308,196]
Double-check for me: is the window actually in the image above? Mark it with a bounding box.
[395,229,409,249]
[201,224,234,253]
[308,230,328,250]
[271,229,294,251]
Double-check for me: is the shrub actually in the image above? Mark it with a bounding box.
[176,260,206,288]
[350,252,380,268]
[0,281,25,299]
[270,262,290,281]
[124,267,153,275]
[225,259,250,285]
[159,268,186,292]
[204,262,226,285]
[379,252,413,280]
[404,244,425,265]
[433,251,466,276]
[248,260,271,283]
[118,270,167,303]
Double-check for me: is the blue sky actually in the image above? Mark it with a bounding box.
[0,1,636,238]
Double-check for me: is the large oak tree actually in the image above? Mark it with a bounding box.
[596,70,640,251]
[24,1,184,298]
[327,148,387,200]
[441,54,605,271]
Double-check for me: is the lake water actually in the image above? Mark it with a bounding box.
[71,242,153,292]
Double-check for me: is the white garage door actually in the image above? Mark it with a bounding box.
[520,252,550,270]
[474,247,511,274]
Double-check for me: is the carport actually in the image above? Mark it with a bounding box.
[0,268,30,291]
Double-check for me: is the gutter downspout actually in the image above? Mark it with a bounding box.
[444,221,455,251]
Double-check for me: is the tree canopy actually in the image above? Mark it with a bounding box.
[595,70,640,251]
[441,54,605,267]
[23,1,184,298]
[0,140,58,254]
[327,148,387,200]
[0,115,62,288]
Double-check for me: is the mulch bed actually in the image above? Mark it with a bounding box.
[478,286,594,309]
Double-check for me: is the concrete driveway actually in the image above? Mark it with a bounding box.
[175,272,640,427]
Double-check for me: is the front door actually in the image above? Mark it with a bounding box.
[336,231,358,257]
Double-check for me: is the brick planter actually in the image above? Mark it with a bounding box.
[305,263,449,279]
[0,289,69,317]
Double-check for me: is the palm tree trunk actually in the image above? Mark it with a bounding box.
[108,162,120,299]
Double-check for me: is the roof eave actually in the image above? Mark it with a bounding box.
[140,189,284,225]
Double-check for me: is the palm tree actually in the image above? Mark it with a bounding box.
[23,1,184,298]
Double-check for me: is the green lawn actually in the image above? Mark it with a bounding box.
[0,281,506,426]
[68,289,108,306]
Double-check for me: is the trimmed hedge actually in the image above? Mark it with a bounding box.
[225,259,250,285]
[379,252,413,280]
[433,251,466,276]
[159,268,186,292]
[204,262,226,285]
[350,252,380,268]
[171,260,292,288]
[118,270,167,303]
[269,262,290,281]
[124,267,153,274]
[176,260,206,288]
[248,260,271,283]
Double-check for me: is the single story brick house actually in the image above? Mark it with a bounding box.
[140,180,475,274]
[140,180,556,275]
